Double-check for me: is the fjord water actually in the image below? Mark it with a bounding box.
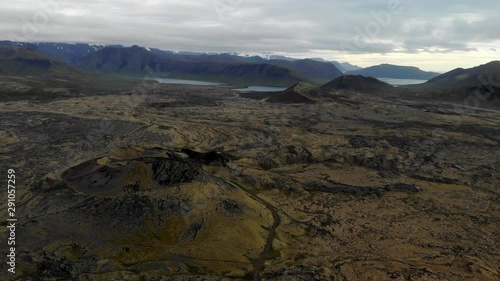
[154,77,222,86]
[153,78,287,92]
[148,77,425,89]
[234,86,288,92]
[379,78,428,86]
[139,76,286,91]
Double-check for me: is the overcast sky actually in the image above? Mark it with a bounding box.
[1,0,499,72]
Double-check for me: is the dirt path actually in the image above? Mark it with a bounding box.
[223,179,281,281]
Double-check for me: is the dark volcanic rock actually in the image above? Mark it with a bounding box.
[181,149,237,166]
[182,219,205,241]
[36,253,73,280]
[266,83,315,104]
[36,250,98,280]
[151,157,202,185]
[263,265,328,280]
[304,182,421,196]
[60,156,204,195]
[62,160,119,191]
[217,199,245,216]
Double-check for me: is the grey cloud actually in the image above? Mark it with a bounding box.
[0,0,498,57]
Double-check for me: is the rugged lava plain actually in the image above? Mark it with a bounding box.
[0,81,499,281]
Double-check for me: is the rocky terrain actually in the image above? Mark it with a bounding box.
[0,79,499,281]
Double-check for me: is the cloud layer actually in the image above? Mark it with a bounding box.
[1,0,499,71]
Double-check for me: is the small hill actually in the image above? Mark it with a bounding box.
[347,64,439,80]
[266,82,317,103]
[411,61,500,105]
[321,75,396,96]
[425,61,500,88]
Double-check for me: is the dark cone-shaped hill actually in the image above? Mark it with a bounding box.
[265,82,318,104]
[17,147,272,279]
[321,75,397,96]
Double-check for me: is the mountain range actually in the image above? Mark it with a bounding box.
[1,42,347,86]
[75,45,310,86]
[1,40,498,107]
[1,41,442,84]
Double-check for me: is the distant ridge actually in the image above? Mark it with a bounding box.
[0,46,81,78]
[0,41,117,63]
[332,61,363,72]
[347,64,439,80]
